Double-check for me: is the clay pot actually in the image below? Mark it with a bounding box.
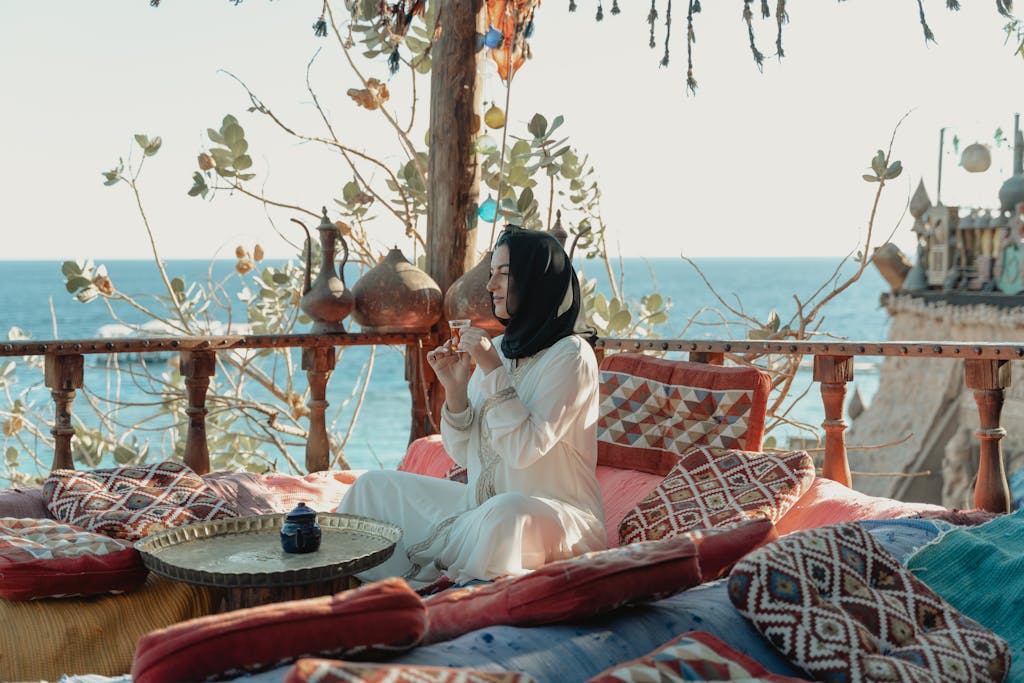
[351,247,443,333]
[443,251,504,336]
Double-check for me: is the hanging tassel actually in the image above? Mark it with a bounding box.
[743,0,765,70]
[916,0,936,43]
[388,47,401,74]
[611,0,621,15]
[313,15,328,37]
[686,0,697,95]
[661,0,673,66]
[596,0,604,21]
[647,0,658,48]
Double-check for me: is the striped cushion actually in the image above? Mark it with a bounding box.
[0,574,220,681]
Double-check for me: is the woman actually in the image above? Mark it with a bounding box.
[338,226,605,588]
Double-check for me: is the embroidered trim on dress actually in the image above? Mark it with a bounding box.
[476,386,517,506]
[402,514,459,582]
[442,404,474,431]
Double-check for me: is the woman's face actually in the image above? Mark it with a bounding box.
[487,244,512,319]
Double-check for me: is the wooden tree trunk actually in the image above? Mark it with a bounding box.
[410,0,486,442]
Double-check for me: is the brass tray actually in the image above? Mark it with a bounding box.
[135,513,401,588]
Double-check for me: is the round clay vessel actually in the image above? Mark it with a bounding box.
[443,250,504,336]
[351,247,443,333]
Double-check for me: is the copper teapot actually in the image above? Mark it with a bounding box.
[291,208,354,332]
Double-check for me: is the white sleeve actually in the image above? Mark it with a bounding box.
[476,342,597,470]
[439,402,472,467]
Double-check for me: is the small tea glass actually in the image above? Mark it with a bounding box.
[448,319,471,352]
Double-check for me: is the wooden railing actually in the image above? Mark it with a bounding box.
[3,334,1018,513]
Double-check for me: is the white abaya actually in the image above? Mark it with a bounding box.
[337,334,606,588]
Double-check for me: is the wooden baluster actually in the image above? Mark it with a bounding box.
[302,346,336,473]
[964,358,1011,513]
[44,354,84,470]
[406,342,433,442]
[813,355,853,487]
[180,350,216,475]
[689,351,725,366]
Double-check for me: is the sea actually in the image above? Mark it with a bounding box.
[0,258,890,477]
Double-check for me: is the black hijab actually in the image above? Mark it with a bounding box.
[493,226,581,359]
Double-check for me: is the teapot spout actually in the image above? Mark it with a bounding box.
[290,218,313,296]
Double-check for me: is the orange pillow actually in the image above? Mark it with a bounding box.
[423,517,773,646]
[286,658,539,683]
[597,354,771,475]
[131,577,428,683]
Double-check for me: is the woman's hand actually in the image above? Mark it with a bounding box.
[427,339,471,411]
[458,326,501,374]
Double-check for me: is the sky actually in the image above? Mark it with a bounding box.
[1,1,1022,262]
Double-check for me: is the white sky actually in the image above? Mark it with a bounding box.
[0,1,1021,261]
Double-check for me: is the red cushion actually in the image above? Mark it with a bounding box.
[597,354,771,475]
[43,461,238,541]
[131,577,428,683]
[619,447,815,545]
[728,523,1010,682]
[774,477,944,536]
[286,658,539,683]
[398,435,456,478]
[0,517,148,600]
[596,465,664,545]
[586,630,807,682]
[423,517,774,646]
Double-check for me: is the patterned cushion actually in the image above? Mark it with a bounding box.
[423,517,774,646]
[443,462,469,484]
[132,577,428,683]
[597,354,771,475]
[619,447,814,545]
[43,461,238,541]
[286,658,538,683]
[728,523,1010,683]
[0,517,148,599]
[586,630,807,682]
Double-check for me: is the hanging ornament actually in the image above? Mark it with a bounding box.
[475,135,498,154]
[484,26,505,48]
[478,196,498,222]
[484,104,506,129]
[960,142,992,173]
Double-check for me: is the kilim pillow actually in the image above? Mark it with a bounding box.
[585,630,807,683]
[728,523,1010,683]
[43,461,238,542]
[423,517,774,646]
[597,354,771,475]
[286,658,539,683]
[0,517,148,600]
[618,447,814,546]
[132,577,428,683]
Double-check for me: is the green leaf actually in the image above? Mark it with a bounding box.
[65,276,91,293]
[528,113,548,139]
[143,136,162,156]
[134,134,150,150]
[648,311,668,325]
[207,127,225,144]
[517,187,535,212]
[885,160,902,180]
[413,55,432,74]
[5,447,17,465]
[224,123,244,146]
[228,138,248,157]
[222,114,239,129]
[405,36,429,52]
[610,309,632,331]
[271,272,291,284]
[171,277,185,293]
[61,261,81,277]
[763,435,777,449]
[187,171,209,198]
[862,174,879,183]
[871,150,886,177]
[645,293,664,310]
[236,172,256,181]
[233,154,253,171]
[548,115,565,137]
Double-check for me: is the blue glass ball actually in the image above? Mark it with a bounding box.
[484,27,504,49]
[478,197,498,222]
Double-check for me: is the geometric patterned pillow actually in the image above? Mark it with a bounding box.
[585,630,807,683]
[597,354,771,476]
[618,447,814,546]
[286,658,539,683]
[43,461,238,542]
[442,462,468,485]
[728,524,1011,683]
[0,517,148,599]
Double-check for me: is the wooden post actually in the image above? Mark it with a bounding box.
[302,346,336,473]
[688,351,724,366]
[813,355,854,487]
[44,354,84,470]
[416,0,487,441]
[180,350,216,475]
[964,358,1011,513]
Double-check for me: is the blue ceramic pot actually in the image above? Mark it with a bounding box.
[280,502,322,554]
